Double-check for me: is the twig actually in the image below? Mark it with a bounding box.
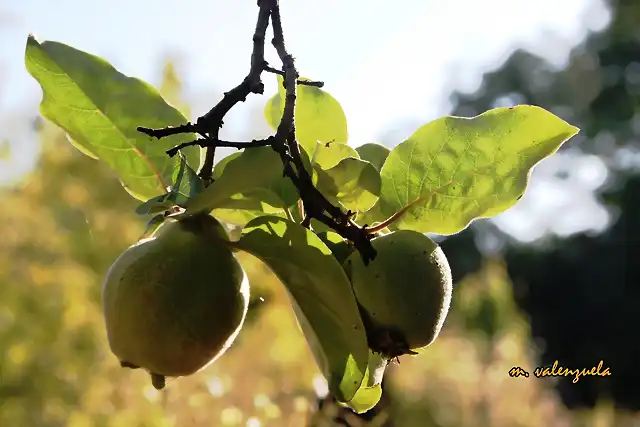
[264,64,324,87]
[166,137,275,157]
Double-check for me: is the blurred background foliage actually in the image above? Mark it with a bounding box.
[1,0,639,426]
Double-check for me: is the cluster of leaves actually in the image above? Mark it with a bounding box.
[24,33,578,413]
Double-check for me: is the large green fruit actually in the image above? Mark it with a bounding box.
[344,230,453,359]
[102,214,249,387]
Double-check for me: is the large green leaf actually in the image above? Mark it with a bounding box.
[212,151,242,179]
[186,146,297,215]
[213,150,299,212]
[316,231,354,265]
[377,105,579,234]
[264,75,348,154]
[310,140,359,170]
[356,143,390,172]
[212,207,287,228]
[212,187,290,227]
[316,157,381,213]
[24,35,201,201]
[234,216,369,403]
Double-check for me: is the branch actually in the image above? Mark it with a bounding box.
[264,65,324,87]
[268,0,376,263]
[138,3,271,184]
[165,137,275,157]
[137,0,377,264]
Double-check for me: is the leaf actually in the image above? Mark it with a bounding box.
[135,154,203,215]
[316,231,354,265]
[24,35,201,201]
[310,140,359,170]
[186,146,297,215]
[354,143,393,227]
[211,188,289,214]
[140,214,167,239]
[170,153,204,200]
[377,105,579,234]
[212,152,242,179]
[66,134,99,159]
[211,187,290,227]
[356,143,390,172]
[339,350,387,414]
[235,216,369,403]
[212,206,287,228]
[135,195,177,215]
[344,385,382,414]
[355,204,389,231]
[352,143,391,226]
[265,75,348,154]
[316,157,381,212]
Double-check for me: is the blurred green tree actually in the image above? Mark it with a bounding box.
[443,0,640,412]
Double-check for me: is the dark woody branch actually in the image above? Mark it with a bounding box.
[136,0,377,264]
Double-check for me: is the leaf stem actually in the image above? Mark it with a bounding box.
[283,206,294,222]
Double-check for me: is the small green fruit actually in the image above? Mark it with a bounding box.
[344,230,452,359]
[102,214,249,386]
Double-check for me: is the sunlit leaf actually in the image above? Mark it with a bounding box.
[376,105,579,234]
[212,207,287,228]
[339,350,387,414]
[265,75,348,154]
[352,144,392,228]
[355,204,390,231]
[65,135,99,159]
[186,146,297,215]
[235,216,369,403]
[211,187,290,227]
[24,35,201,201]
[310,140,359,170]
[212,152,242,179]
[316,157,381,212]
[356,143,390,172]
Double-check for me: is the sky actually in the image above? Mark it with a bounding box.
[0,0,614,242]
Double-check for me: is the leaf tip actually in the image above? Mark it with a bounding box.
[25,33,41,54]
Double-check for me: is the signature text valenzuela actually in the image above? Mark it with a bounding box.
[534,360,611,383]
